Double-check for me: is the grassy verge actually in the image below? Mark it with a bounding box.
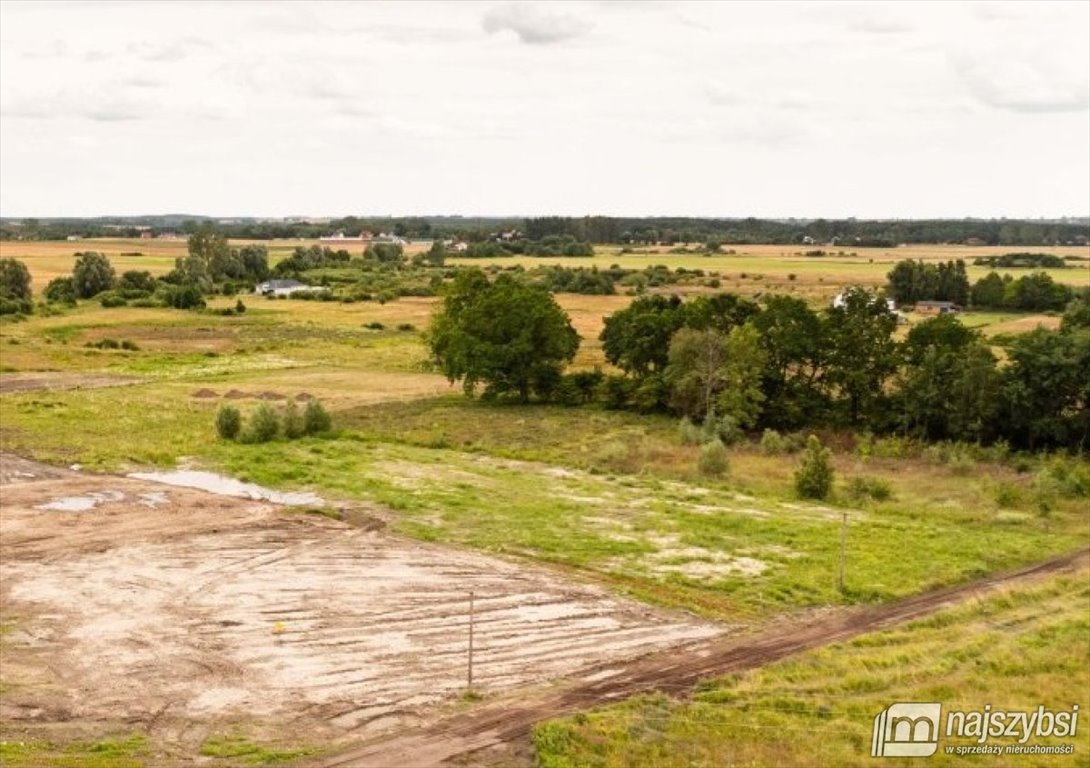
[533,569,1090,767]
[0,734,149,767]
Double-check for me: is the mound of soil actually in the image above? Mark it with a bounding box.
[190,389,219,399]
[223,389,248,399]
[295,392,315,401]
[256,391,286,401]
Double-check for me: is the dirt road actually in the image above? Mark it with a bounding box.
[311,547,1090,768]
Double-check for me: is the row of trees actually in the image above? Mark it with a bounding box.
[10,216,1082,247]
[886,258,1075,312]
[428,274,1090,450]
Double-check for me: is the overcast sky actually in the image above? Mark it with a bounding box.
[1,1,1087,219]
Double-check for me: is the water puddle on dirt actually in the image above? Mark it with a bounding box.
[36,491,125,512]
[127,470,324,506]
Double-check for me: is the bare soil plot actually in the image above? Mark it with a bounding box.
[0,372,141,394]
[0,454,719,755]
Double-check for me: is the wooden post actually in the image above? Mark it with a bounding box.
[467,590,475,691]
[838,512,848,594]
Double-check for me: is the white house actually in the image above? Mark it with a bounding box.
[254,279,326,297]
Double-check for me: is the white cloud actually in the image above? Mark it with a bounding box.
[0,1,1086,217]
[482,3,590,45]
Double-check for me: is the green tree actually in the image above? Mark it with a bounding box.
[118,270,157,293]
[187,228,232,283]
[751,295,828,429]
[428,269,579,402]
[900,313,976,366]
[896,341,1000,442]
[1061,289,1090,332]
[823,288,898,424]
[970,271,1007,308]
[365,242,404,264]
[999,328,1090,450]
[666,325,766,427]
[0,258,32,302]
[600,294,685,377]
[72,252,116,298]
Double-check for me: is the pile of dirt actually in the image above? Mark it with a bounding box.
[223,389,248,399]
[255,391,286,401]
[190,388,219,399]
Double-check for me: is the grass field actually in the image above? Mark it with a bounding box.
[533,568,1090,767]
[2,238,1087,295]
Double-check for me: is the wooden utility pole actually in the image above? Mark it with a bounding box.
[467,590,475,691]
[838,512,848,594]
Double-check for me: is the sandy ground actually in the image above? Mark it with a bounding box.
[0,454,719,755]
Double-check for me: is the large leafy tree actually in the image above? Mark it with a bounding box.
[599,294,686,376]
[428,270,579,402]
[72,252,116,298]
[999,327,1090,450]
[666,325,766,427]
[823,287,899,425]
[751,295,828,429]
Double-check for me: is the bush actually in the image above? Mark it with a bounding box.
[760,428,790,455]
[994,482,1022,509]
[794,435,834,500]
[283,399,305,439]
[216,405,242,440]
[243,403,279,443]
[697,439,729,476]
[303,399,332,435]
[99,292,127,308]
[846,476,893,502]
[44,276,77,305]
[0,297,32,315]
[703,414,742,446]
[235,299,247,314]
[678,418,703,446]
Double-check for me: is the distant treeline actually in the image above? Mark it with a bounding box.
[2,215,1087,246]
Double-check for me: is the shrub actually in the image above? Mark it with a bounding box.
[303,399,332,435]
[44,276,77,305]
[994,482,1022,509]
[99,292,127,308]
[846,476,893,502]
[235,299,247,313]
[120,340,139,351]
[243,403,279,443]
[760,428,789,455]
[794,435,834,500]
[216,405,242,440]
[698,439,729,477]
[396,323,415,332]
[551,377,583,407]
[283,399,305,439]
[703,414,742,446]
[678,418,703,446]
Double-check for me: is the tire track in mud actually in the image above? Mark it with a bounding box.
[311,547,1090,768]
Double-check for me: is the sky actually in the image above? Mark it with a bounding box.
[1,1,1088,219]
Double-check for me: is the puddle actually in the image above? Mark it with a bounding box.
[138,492,170,508]
[37,491,125,512]
[127,470,323,506]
